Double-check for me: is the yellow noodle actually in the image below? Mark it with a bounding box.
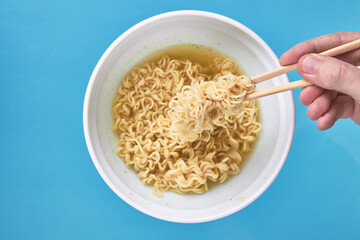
[169,73,255,143]
[112,56,261,196]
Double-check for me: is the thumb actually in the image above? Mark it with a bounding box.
[298,54,360,102]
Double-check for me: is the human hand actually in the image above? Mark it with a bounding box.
[280,32,360,130]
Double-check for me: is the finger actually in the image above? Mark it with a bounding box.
[307,90,337,120]
[336,48,360,66]
[316,95,355,130]
[300,85,324,105]
[298,54,360,102]
[351,101,360,125]
[280,31,360,65]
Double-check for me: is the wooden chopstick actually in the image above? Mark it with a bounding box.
[245,80,312,101]
[251,39,360,84]
[245,66,360,101]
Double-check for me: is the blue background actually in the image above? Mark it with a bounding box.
[1,0,359,239]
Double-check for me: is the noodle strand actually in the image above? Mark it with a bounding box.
[112,56,261,196]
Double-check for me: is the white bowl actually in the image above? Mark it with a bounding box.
[83,10,295,223]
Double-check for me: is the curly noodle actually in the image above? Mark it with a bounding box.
[111,56,261,196]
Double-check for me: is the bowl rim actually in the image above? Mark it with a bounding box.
[83,10,295,223]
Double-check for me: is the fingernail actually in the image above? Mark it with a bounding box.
[302,54,319,74]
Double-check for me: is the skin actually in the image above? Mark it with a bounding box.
[279,31,360,130]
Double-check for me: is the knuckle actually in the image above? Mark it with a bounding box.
[335,63,347,87]
[321,61,347,89]
[293,41,314,55]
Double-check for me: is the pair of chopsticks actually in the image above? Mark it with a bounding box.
[245,39,360,101]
